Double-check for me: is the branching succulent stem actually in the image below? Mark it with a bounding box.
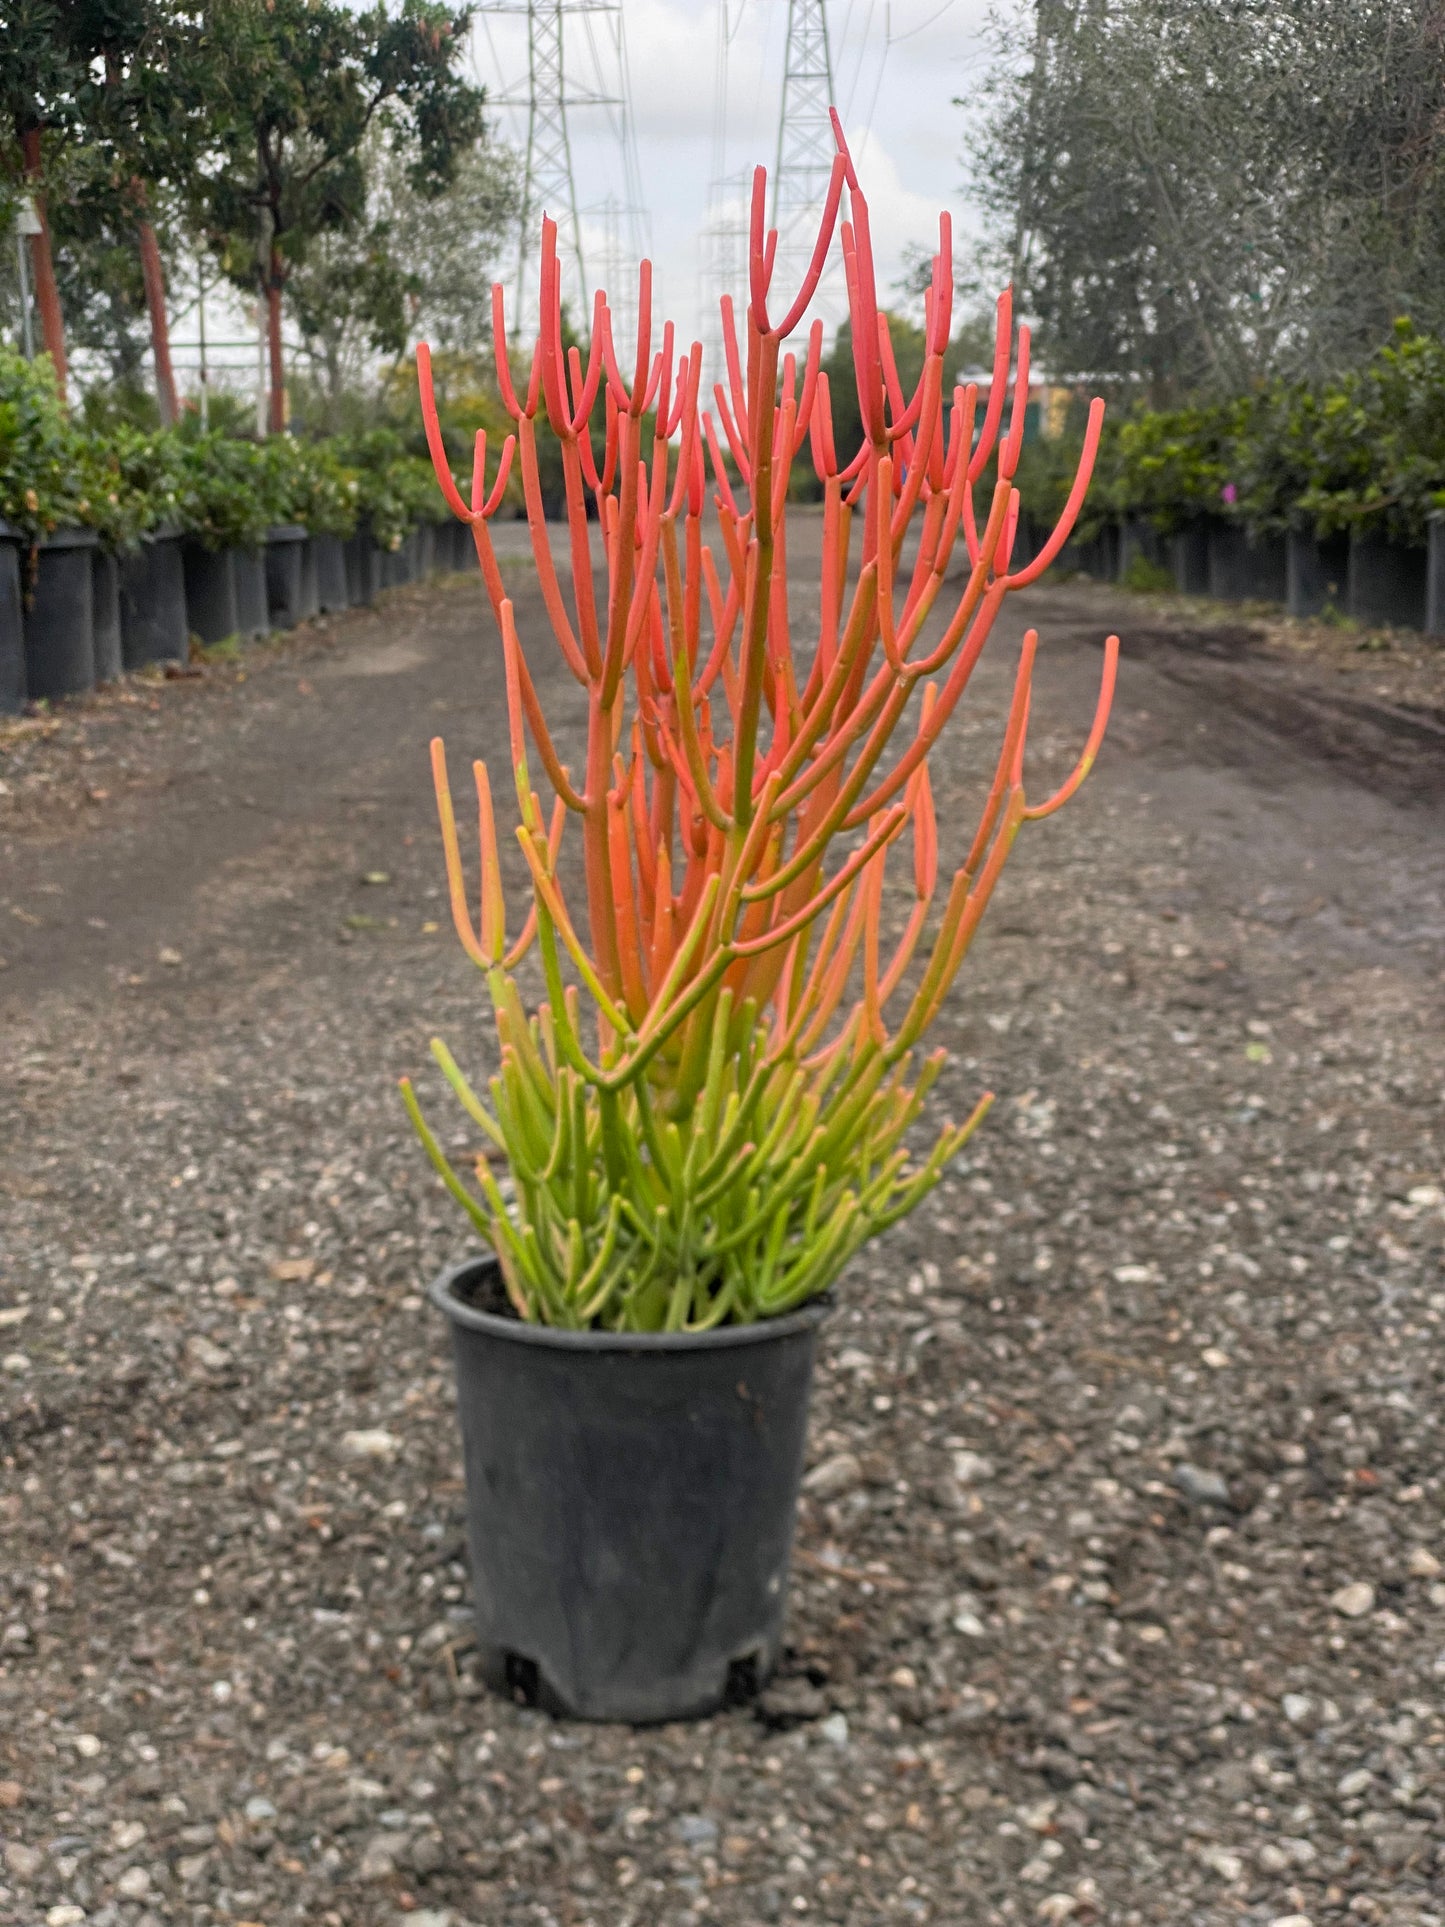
[406,124,1120,1328]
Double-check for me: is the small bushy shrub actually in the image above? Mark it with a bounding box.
[1043,320,1445,544]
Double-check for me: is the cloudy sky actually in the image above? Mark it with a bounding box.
[470,0,999,357]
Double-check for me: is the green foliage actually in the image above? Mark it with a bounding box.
[73,422,181,548]
[169,434,274,551]
[262,436,360,539]
[1102,401,1245,532]
[193,0,484,299]
[1043,321,1445,546]
[331,427,446,547]
[975,0,1445,395]
[0,0,69,142]
[0,345,458,551]
[405,1001,981,1331]
[283,123,519,420]
[1295,323,1445,542]
[1120,554,1174,594]
[0,348,79,537]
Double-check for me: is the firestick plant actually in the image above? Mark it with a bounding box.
[402,118,1118,1332]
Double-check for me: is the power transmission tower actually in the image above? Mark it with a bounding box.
[772,0,839,329]
[699,0,753,383]
[477,1,648,341]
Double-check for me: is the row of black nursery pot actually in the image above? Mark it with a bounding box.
[1026,510,1445,634]
[0,517,476,716]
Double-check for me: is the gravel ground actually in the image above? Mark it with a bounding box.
[2,541,1443,1927]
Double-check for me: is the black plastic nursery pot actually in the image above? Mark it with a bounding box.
[0,522,25,714]
[378,539,405,589]
[1170,518,1211,595]
[264,524,308,629]
[298,539,321,623]
[120,529,188,669]
[92,551,122,683]
[1286,527,1348,620]
[312,532,349,613]
[1076,523,1119,582]
[1206,523,1286,604]
[1118,516,1167,584]
[25,525,98,700]
[430,1255,828,1724]
[1007,512,1040,572]
[1429,518,1445,637]
[181,541,239,646]
[1348,529,1426,631]
[233,549,269,638]
[344,531,379,606]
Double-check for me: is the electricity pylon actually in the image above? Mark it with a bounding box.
[699,0,756,381]
[477,0,648,340]
[772,0,838,327]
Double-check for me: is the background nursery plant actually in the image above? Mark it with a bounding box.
[403,117,1119,1333]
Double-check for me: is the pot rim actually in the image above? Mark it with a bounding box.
[430,1253,831,1352]
[37,525,100,551]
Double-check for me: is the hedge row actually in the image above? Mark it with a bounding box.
[0,351,455,553]
[1015,321,1445,548]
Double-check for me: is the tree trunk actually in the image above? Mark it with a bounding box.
[266,248,286,435]
[136,212,179,426]
[19,127,67,402]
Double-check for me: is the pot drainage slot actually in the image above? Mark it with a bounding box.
[503,1651,540,1706]
[723,1651,763,1706]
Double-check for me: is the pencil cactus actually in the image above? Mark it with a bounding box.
[403,117,1118,1330]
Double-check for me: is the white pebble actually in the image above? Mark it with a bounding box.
[1329,1581,1375,1618]
[1036,1895,1076,1923]
[1198,1846,1242,1881]
[801,1451,860,1498]
[342,1429,402,1461]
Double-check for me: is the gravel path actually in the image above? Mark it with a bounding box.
[2,547,1443,1927]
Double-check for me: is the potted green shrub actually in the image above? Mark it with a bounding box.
[73,429,169,680]
[172,433,273,646]
[0,348,90,705]
[75,427,193,672]
[402,129,1119,1723]
[286,439,358,614]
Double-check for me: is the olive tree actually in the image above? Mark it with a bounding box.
[973,0,1445,396]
